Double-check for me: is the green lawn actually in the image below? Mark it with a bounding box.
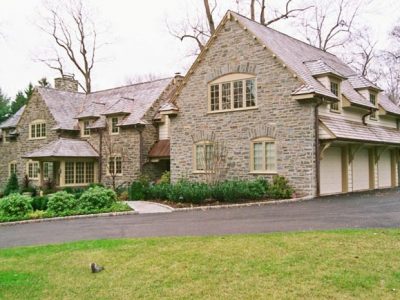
[1,230,400,299]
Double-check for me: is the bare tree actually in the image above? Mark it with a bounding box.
[37,0,105,93]
[125,73,164,85]
[102,123,124,190]
[298,0,366,52]
[250,0,312,26]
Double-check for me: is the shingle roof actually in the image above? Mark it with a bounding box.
[347,75,381,91]
[320,115,400,144]
[230,12,377,109]
[0,105,26,129]
[38,87,86,130]
[23,138,99,158]
[379,93,400,116]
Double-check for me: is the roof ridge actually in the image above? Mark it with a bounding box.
[229,10,340,59]
[88,77,173,95]
[38,86,86,95]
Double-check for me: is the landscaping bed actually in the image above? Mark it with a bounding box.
[1,229,399,299]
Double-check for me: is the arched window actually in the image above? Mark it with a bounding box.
[9,161,17,177]
[208,73,257,112]
[29,119,46,139]
[193,141,214,172]
[250,137,277,173]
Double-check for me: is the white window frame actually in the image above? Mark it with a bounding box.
[193,141,214,173]
[329,79,341,113]
[108,155,123,176]
[81,120,91,137]
[250,137,277,174]
[208,73,257,113]
[29,119,47,140]
[26,160,40,180]
[110,117,120,135]
[3,129,10,143]
[369,92,378,120]
[9,161,17,177]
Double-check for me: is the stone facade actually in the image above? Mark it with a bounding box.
[170,18,317,197]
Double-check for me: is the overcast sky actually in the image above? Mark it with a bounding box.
[0,0,398,97]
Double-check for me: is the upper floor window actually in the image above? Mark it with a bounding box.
[3,129,10,143]
[369,93,378,120]
[29,120,46,139]
[209,74,257,112]
[330,80,341,112]
[194,141,214,172]
[26,160,39,180]
[250,138,277,173]
[108,156,122,175]
[81,120,91,137]
[110,117,119,134]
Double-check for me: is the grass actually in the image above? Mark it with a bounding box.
[1,229,400,299]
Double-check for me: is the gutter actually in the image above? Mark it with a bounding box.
[362,108,374,125]
[314,97,323,197]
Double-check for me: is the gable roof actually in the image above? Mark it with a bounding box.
[0,105,26,129]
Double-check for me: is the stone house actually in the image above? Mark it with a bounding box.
[0,75,181,190]
[165,11,400,197]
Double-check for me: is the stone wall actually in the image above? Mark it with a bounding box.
[170,19,317,197]
[0,90,59,189]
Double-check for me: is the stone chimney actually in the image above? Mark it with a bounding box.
[173,72,184,86]
[54,74,79,92]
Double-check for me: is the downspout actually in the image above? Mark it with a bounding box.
[315,97,323,197]
[99,130,103,183]
[137,125,144,173]
[362,108,374,125]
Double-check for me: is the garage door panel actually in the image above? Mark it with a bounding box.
[352,149,369,191]
[378,151,391,188]
[320,147,342,195]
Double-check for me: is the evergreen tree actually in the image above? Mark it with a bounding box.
[3,172,19,196]
[38,77,51,88]
[0,88,10,123]
[10,83,33,114]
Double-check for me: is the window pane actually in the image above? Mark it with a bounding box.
[84,120,90,136]
[111,118,119,133]
[43,162,53,179]
[36,124,41,137]
[233,81,243,108]
[86,162,94,183]
[246,79,256,107]
[265,142,276,171]
[31,124,36,138]
[65,162,75,184]
[41,123,46,137]
[330,82,339,96]
[196,145,204,170]
[116,157,122,174]
[109,157,115,174]
[221,83,231,110]
[205,144,214,170]
[76,162,85,184]
[210,84,220,111]
[253,143,263,171]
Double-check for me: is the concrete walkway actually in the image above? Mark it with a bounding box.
[126,201,174,214]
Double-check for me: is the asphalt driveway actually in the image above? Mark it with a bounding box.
[1,189,400,248]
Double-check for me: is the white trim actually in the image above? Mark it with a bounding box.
[28,119,47,140]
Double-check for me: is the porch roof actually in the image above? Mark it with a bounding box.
[319,115,400,145]
[148,139,170,158]
[23,138,99,159]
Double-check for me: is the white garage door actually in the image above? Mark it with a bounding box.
[378,150,391,188]
[320,147,342,195]
[352,149,369,191]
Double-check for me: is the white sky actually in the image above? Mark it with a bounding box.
[0,0,398,97]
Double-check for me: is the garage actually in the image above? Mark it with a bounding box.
[320,147,342,195]
[378,150,391,188]
[352,148,370,191]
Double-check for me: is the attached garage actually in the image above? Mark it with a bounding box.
[320,147,342,195]
[352,148,370,191]
[378,150,391,188]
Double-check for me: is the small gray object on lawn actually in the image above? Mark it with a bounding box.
[91,262,104,273]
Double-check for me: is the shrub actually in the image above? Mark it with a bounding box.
[0,193,32,217]
[31,196,49,211]
[3,173,19,196]
[268,176,294,199]
[47,191,78,213]
[78,186,117,210]
[167,181,211,204]
[146,183,171,200]
[159,171,171,185]
[27,210,46,219]
[62,187,86,199]
[129,181,147,200]
[210,179,267,202]
[118,191,129,201]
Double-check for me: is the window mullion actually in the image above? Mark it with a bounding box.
[219,83,222,111]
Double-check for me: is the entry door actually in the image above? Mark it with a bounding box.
[320,147,342,195]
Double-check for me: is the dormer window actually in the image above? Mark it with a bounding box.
[330,80,341,112]
[369,93,378,120]
[29,120,46,139]
[110,117,119,134]
[3,129,10,143]
[81,120,91,137]
[208,73,257,113]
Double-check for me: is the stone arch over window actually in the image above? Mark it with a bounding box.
[206,62,259,82]
[248,124,277,140]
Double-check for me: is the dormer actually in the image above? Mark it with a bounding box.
[304,60,347,113]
